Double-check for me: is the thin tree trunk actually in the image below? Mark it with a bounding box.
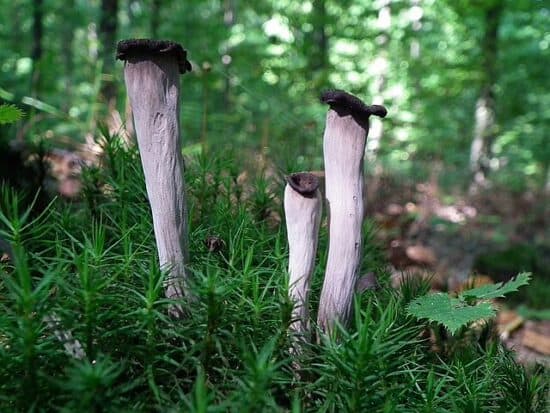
[12,2,24,51]
[62,0,75,111]
[366,0,391,161]
[470,2,503,188]
[222,0,236,109]
[151,0,161,38]
[409,0,422,59]
[366,1,397,206]
[31,0,44,96]
[311,0,328,71]
[544,166,550,195]
[99,0,119,107]
[201,66,209,151]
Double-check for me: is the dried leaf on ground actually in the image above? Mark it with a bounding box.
[406,245,437,266]
[497,310,524,339]
[522,330,550,355]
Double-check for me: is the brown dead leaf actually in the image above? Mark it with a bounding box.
[405,202,418,213]
[497,310,524,339]
[522,330,550,355]
[389,239,411,268]
[456,275,494,293]
[265,209,282,229]
[406,245,437,266]
[356,272,379,292]
[236,170,248,186]
[390,265,437,289]
[386,203,404,216]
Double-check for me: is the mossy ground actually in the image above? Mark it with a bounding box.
[0,140,547,412]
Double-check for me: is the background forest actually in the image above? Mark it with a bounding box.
[1,0,548,190]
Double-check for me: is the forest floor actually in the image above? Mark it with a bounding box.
[41,148,550,368]
[366,171,550,367]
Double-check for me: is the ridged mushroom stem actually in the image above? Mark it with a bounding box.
[284,172,322,340]
[317,90,387,333]
[116,39,192,314]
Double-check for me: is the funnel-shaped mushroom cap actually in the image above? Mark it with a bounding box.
[321,90,387,127]
[116,39,192,74]
[286,172,320,198]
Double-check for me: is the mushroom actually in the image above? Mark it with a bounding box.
[317,90,387,332]
[284,172,322,341]
[116,39,192,314]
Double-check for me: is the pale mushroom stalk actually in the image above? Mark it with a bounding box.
[116,39,192,313]
[317,90,387,332]
[284,172,322,340]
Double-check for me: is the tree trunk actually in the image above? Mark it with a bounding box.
[12,2,24,52]
[62,0,76,111]
[366,0,391,161]
[409,0,422,59]
[470,2,503,188]
[222,0,236,109]
[311,0,328,71]
[99,0,119,107]
[151,0,161,38]
[31,0,44,96]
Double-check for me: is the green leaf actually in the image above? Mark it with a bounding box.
[407,293,495,334]
[460,272,531,301]
[407,273,531,334]
[0,104,24,124]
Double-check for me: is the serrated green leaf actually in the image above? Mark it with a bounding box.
[407,293,495,334]
[0,104,24,124]
[460,272,531,301]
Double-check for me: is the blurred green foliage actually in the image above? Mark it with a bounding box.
[0,0,548,189]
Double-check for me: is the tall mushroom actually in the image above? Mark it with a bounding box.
[284,172,322,340]
[317,90,387,332]
[116,39,192,313]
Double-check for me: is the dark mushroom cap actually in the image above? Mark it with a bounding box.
[204,235,226,253]
[321,90,387,123]
[286,172,320,197]
[116,39,192,74]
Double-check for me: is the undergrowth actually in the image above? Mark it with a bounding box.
[0,137,547,412]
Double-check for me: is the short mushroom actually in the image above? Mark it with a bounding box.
[117,39,192,314]
[284,172,322,340]
[317,90,386,332]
